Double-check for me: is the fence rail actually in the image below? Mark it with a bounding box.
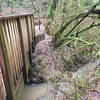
[0,13,35,100]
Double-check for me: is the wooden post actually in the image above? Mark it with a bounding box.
[16,18,28,84]
[25,16,32,64]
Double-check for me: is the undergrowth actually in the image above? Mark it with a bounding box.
[46,0,100,99]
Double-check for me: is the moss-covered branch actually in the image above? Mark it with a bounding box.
[76,23,100,36]
[52,2,100,48]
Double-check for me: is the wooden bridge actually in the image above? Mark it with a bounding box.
[0,13,36,100]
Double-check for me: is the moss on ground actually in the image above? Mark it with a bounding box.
[16,77,24,100]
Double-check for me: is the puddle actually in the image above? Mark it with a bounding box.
[22,83,52,100]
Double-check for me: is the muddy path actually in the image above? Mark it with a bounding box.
[22,24,100,100]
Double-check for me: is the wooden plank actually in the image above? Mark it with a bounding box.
[12,20,21,71]
[14,20,23,70]
[3,20,17,86]
[9,19,20,79]
[0,13,33,20]
[25,16,32,64]
[19,17,29,83]
[7,20,19,84]
[0,21,16,100]
[0,67,6,100]
[0,39,14,100]
[16,17,28,84]
[13,19,22,73]
[19,17,29,61]
[28,16,32,43]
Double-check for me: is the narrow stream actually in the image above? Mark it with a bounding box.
[22,83,52,100]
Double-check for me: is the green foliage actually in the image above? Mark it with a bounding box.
[51,71,93,100]
[45,1,100,100]
[0,0,3,3]
[37,58,43,66]
[47,1,100,73]
[94,69,100,76]
[75,93,81,100]
[78,0,84,11]
[57,36,99,72]
[5,0,28,8]
[47,5,52,15]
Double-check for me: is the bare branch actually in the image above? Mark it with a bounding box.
[76,23,100,36]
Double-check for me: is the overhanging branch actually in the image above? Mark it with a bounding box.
[76,23,100,36]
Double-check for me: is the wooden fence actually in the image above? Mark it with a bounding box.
[0,13,35,100]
